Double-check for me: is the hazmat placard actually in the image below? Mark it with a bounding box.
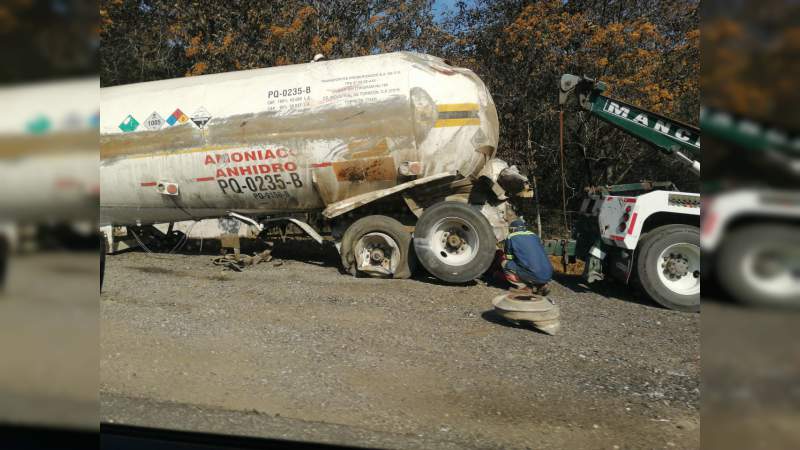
[118,114,139,132]
[191,107,212,128]
[143,111,164,130]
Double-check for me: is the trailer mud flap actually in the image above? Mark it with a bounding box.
[583,243,605,283]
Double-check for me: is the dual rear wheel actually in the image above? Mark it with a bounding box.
[635,224,701,312]
[638,223,800,310]
[716,224,800,308]
[340,215,415,279]
[340,201,496,283]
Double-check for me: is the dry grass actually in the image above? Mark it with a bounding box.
[549,255,585,275]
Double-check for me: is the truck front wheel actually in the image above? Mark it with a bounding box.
[340,215,415,279]
[635,224,701,312]
[413,201,496,284]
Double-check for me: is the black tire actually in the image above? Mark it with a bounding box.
[340,215,415,279]
[634,224,700,312]
[100,233,107,292]
[413,201,496,284]
[0,237,8,290]
[717,224,800,308]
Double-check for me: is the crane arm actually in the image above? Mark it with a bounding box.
[701,107,800,155]
[559,74,700,176]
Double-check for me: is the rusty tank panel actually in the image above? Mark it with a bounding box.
[100,52,501,226]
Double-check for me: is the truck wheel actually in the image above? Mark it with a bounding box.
[340,215,415,279]
[717,224,800,308]
[0,237,8,289]
[413,201,496,283]
[100,232,107,291]
[635,224,700,312]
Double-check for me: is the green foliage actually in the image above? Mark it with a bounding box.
[0,0,97,83]
[100,0,448,84]
[437,0,699,215]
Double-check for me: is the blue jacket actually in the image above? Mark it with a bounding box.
[504,230,553,284]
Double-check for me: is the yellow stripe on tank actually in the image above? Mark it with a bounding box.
[434,118,481,127]
[436,103,479,112]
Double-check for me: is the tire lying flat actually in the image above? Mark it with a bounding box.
[413,201,496,284]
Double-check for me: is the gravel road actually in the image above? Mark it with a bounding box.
[1,252,98,429]
[100,242,699,449]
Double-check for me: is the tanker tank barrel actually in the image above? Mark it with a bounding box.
[100,52,522,284]
[100,52,503,226]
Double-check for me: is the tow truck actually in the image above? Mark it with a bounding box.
[700,108,800,307]
[555,74,701,312]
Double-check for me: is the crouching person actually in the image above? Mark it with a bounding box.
[501,219,553,296]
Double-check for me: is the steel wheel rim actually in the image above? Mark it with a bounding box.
[656,242,700,296]
[354,232,400,276]
[740,245,800,299]
[429,217,479,266]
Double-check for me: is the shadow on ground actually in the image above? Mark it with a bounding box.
[480,309,552,335]
[119,236,488,287]
[120,237,339,266]
[552,272,663,310]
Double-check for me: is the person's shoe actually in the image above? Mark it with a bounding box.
[535,283,551,296]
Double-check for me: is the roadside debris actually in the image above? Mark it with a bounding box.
[492,292,561,335]
[212,244,276,272]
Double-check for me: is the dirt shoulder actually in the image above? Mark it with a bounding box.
[101,245,699,449]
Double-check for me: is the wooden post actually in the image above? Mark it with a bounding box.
[527,124,543,238]
[559,110,568,236]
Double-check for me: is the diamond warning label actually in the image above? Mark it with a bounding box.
[119,115,139,132]
[143,111,164,130]
[191,107,212,129]
[166,108,189,126]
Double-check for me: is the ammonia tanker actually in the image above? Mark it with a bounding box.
[0,78,99,285]
[100,52,530,282]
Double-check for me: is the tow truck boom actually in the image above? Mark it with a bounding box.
[559,74,700,175]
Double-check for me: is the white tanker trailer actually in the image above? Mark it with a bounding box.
[100,52,530,282]
[0,79,99,285]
